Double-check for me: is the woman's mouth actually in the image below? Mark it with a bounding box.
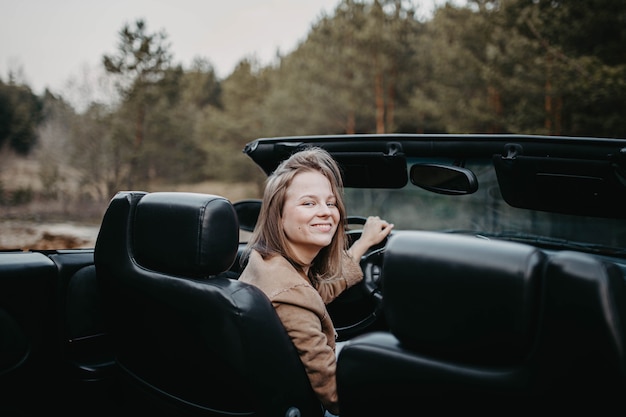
[312,223,333,232]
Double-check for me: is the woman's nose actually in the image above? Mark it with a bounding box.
[317,204,332,216]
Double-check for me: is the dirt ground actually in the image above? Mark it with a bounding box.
[0,167,262,252]
[0,220,100,250]
[0,181,261,251]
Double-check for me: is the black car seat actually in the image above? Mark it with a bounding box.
[533,250,626,411]
[94,191,322,417]
[337,231,626,416]
[336,230,547,416]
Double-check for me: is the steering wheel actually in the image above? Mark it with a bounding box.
[346,215,368,226]
[346,216,388,304]
[331,215,390,340]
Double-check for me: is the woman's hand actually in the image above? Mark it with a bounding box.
[348,216,394,260]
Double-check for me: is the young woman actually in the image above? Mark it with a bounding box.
[239,147,393,416]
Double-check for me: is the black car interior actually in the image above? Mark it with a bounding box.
[94,191,323,417]
[336,231,626,416]
[0,252,60,411]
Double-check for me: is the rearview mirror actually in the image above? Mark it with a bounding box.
[410,164,478,195]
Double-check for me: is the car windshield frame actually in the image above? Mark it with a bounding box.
[343,156,626,259]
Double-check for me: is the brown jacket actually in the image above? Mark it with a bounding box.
[239,250,363,415]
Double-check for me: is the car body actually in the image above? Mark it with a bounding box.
[2,133,626,416]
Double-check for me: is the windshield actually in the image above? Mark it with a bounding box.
[344,158,626,256]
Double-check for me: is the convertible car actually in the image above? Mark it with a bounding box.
[1,133,625,416]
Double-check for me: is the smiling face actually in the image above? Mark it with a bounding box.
[281,170,340,266]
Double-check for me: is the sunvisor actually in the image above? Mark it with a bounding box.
[493,154,626,219]
[333,152,407,188]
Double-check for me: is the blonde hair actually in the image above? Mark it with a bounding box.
[243,147,348,284]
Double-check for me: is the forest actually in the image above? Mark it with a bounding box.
[1,0,625,219]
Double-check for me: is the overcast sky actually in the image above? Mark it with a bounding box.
[1,0,446,97]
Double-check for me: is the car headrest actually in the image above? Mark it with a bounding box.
[131,192,239,278]
[382,231,545,366]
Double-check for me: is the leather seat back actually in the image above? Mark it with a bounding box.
[337,231,546,415]
[338,231,626,415]
[535,250,626,409]
[95,191,322,416]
